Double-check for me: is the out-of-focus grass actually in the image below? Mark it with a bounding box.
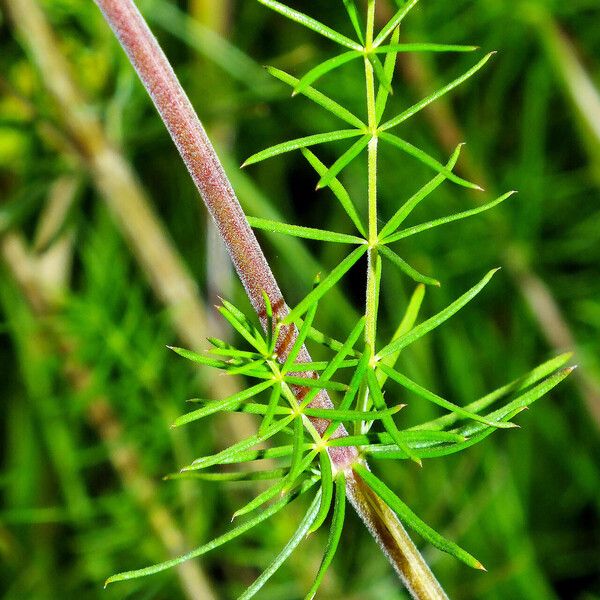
[0,1,598,598]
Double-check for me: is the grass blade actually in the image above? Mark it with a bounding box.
[379,245,440,287]
[380,52,495,130]
[378,269,500,360]
[105,478,317,587]
[373,0,420,48]
[382,191,517,244]
[305,472,346,600]
[248,216,365,244]
[293,51,362,95]
[283,245,368,324]
[238,491,321,600]
[257,0,362,51]
[379,144,463,239]
[354,464,484,569]
[243,130,363,167]
[301,148,367,236]
[267,66,366,129]
[380,132,482,190]
[316,136,370,189]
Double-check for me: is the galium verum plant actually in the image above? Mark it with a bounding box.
[96,0,573,598]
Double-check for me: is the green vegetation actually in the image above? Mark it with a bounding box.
[1,1,599,599]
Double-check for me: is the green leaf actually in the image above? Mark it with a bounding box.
[257,0,362,51]
[366,369,420,464]
[267,66,366,128]
[173,380,274,427]
[210,444,309,466]
[374,43,478,54]
[309,451,334,534]
[369,53,393,95]
[260,382,283,435]
[377,363,516,429]
[417,368,574,459]
[238,491,321,600]
[378,245,440,286]
[379,144,463,239]
[283,245,368,324]
[378,269,500,360]
[288,416,305,481]
[299,317,366,410]
[293,51,362,95]
[372,0,420,48]
[218,302,267,353]
[316,136,370,189]
[105,478,317,587]
[380,52,495,130]
[323,346,371,439]
[284,376,348,392]
[167,346,224,369]
[416,352,572,432]
[248,216,365,244]
[233,478,289,520]
[282,285,319,374]
[380,132,482,190]
[305,473,346,600]
[287,359,359,372]
[166,468,287,482]
[326,429,464,449]
[375,26,400,122]
[243,130,363,167]
[354,464,484,569]
[301,148,367,237]
[304,405,403,421]
[382,191,517,244]
[186,416,294,471]
[377,284,426,388]
[342,0,364,43]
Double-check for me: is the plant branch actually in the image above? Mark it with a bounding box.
[91,1,447,597]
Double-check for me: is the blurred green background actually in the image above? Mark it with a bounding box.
[0,0,599,598]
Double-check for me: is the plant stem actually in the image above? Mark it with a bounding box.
[93,1,449,597]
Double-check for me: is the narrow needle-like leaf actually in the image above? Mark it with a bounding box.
[238,491,321,600]
[380,132,482,190]
[305,473,346,600]
[372,0,420,48]
[167,346,224,369]
[382,191,517,244]
[294,51,362,95]
[354,464,484,569]
[366,369,420,464]
[309,451,334,534]
[342,0,364,43]
[301,148,367,236]
[284,245,368,324]
[260,382,283,435]
[379,144,463,239]
[267,66,366,129]
[104,478,317,586]
[378,363,516,429]
[248,216,365,244]
[304,405,403,421]
[243,130,363,167]
[380,52,495,130]
[379,245,440,286]
[374,43,478,54]
[316,136,370,189]
[173,380,274,427]
[375,26,400,122]
[257,0,362,51]
[378,269,500,360]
